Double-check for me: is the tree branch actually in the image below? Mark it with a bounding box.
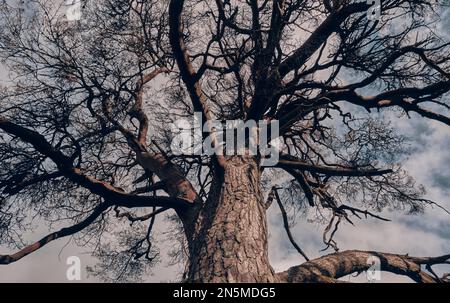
[284,169,315,206]
[277,2,369,77]
[0,201,172,265]
[0,202,109,265]
[276,155,393,177]
[169,0,226,167]
[132,67,170,146]
[0,117,192,210]
[324,80,450,126]
[277,250,450,283]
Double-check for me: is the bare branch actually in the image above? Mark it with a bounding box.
[324,80,450,126]
[169,0,225,167]
[0,203,109,265]
[0,117,192,209]
[277,2,369,77]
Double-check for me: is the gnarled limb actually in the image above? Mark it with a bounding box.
[272,187,310,261]
[0,117,192,210]
[324,80,450,126]
[277,250,450,283]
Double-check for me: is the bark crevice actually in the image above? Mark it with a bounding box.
[185,156,277,282]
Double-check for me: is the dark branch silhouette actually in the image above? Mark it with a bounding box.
[0,0,449,282]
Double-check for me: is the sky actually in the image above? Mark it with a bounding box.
[0,1,449,283]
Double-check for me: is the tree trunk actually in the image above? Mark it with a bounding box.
[185,155,278,282]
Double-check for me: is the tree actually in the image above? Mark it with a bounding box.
[0,0,449,283]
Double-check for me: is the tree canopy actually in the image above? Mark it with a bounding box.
[0,0,449,282]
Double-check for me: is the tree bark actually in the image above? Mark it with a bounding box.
[277,250,450,283]
[185,155,278,282]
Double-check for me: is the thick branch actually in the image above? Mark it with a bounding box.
[0,117,192,210]
[278,250,450,283]
[277,2,369,77]
[132,67,169,146]
[284,169,315,206]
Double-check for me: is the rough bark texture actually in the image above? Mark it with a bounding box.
[277,250,450,283]
[186,155,277,282]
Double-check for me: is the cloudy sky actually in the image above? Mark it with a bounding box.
[0,1,449,283]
